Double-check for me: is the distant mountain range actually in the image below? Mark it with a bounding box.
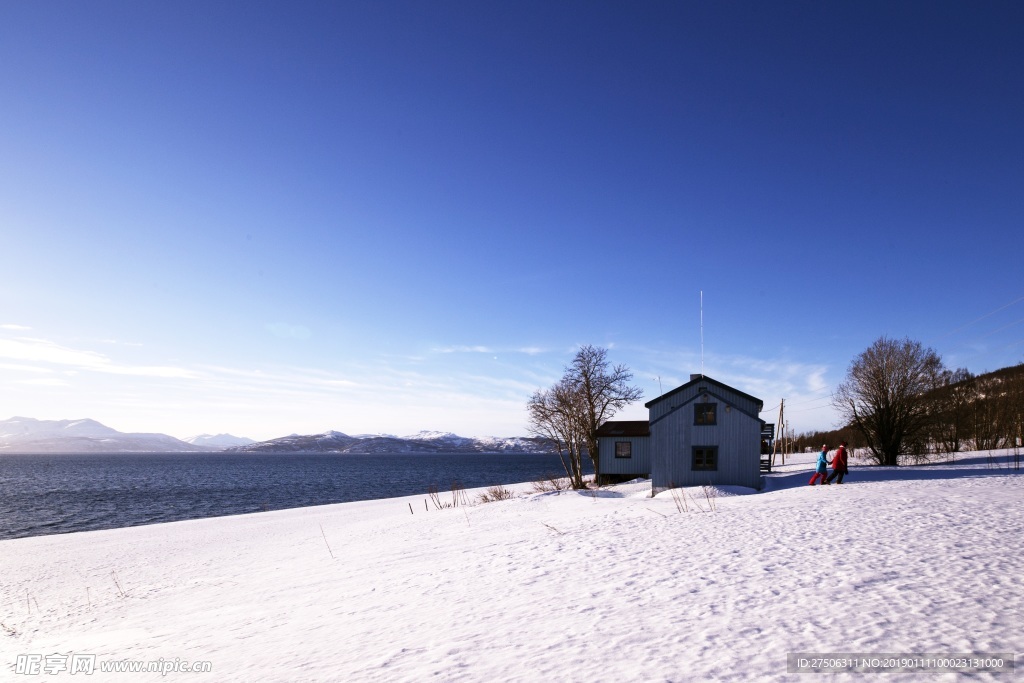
[0,417,214,453]
[0,418,552,454]
[227,430,554,454]
[184,433,257,449]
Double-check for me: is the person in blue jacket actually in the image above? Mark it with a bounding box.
[809,444,831,485]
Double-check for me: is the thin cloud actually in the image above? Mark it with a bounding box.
[433,345,548,356]
[0,337,199,379]
[197,364,362,390]
[0,363,55,374]
[433,345,494,354]
[16,377,70,387]
[98,338,145,347]
[624,344,838,429]
[97,364,202,379]
[0,337,114,368]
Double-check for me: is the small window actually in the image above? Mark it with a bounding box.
[694,402,717,425]
[615,441,632,459]
[692,446,718,471]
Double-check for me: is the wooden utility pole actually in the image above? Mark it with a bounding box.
[771,399,785,467]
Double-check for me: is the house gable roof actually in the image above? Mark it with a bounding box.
[645,375,763,411]
[594,420,651,437]
[648,386,764,427]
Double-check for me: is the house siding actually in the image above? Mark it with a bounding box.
[648,378,763,492]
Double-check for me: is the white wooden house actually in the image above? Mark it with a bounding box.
[596,375,765,493]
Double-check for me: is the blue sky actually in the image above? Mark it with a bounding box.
[1,1,1022,441]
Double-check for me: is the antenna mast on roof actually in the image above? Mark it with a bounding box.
[700,290,704,378]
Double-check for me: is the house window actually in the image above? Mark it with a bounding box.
[692,446,718,471]
[615,441,632,459]
[694,402,717,425]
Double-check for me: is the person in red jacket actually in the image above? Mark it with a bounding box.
[826,441,849,484]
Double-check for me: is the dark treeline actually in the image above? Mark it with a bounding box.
[796,362,1024,460]
[791,425,865,454]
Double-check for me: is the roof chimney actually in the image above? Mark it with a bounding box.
[690,373,703,381]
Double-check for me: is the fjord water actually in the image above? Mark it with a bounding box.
[0,452,581,540]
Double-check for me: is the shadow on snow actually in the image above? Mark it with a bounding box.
[761,452,1022,493]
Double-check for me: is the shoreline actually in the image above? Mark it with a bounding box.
[0,451,582,541]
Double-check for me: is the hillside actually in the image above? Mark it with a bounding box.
[794,362,1024,454]
[228,430,554,454]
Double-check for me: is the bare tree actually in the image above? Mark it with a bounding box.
[527,378,589,489]
[568,345,643,481]
[833,336,944,466]
[526,345,642,489]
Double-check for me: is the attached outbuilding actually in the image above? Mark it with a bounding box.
[595,375,766,494]
[594,420,651,485]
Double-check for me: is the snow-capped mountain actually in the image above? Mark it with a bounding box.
[230,430,554,454]
[185,433,256,449]
[0,417,207,453]
[0,417,119,440]
[473,436,552,452]
[401,431,475,447]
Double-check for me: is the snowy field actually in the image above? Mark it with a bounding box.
[1,450,1021,681]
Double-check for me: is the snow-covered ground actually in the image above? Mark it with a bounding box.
[2,450,1021,681]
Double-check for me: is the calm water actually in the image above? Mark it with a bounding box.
[0,452,581,540]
